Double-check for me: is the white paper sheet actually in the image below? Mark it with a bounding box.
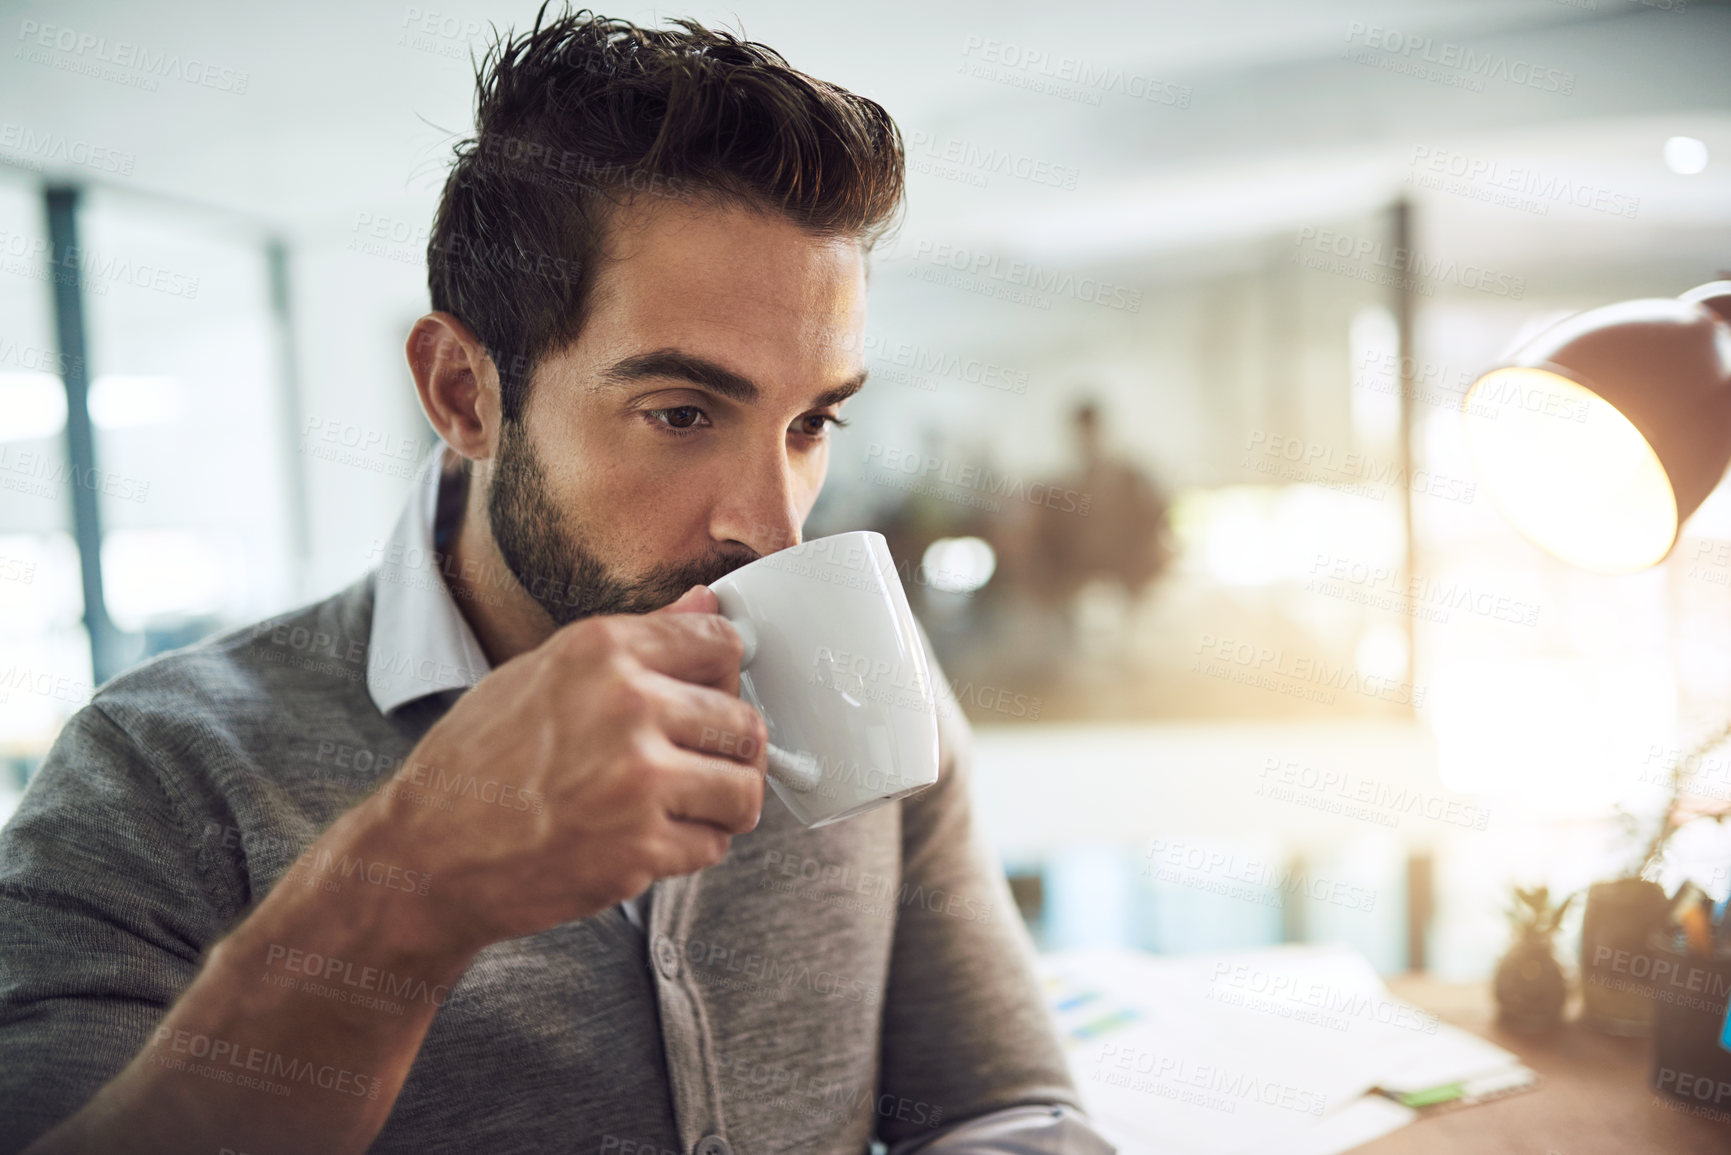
[1040,944,1522,1155]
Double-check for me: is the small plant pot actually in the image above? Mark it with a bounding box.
[1496,935,1568,1033]
[1579,877,1671,1036]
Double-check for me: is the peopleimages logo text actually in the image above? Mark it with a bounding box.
[16,19,250,94]
[0,123,135,174]
[1407,146,1639,220]
[1193,633,1426,708]
[1343,23,1575,95]
[864,442,1091,514]
[907,131,1080,191]
[902,240,1143,313]
[958,36,1191,108]
[1294,227,1525,299]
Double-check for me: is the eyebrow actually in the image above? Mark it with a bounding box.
[600,348,867,409]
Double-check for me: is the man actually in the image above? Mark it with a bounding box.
[0,7,1115,1155]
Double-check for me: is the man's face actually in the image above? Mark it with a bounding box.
[486,197,869,624]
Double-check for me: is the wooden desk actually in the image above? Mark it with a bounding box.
[1351,976,1731,1153]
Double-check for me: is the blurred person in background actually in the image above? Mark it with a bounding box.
[0,7,1114,1154]
[1001,399,1174,669]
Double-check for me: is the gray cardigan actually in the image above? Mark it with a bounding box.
[0,574,1083,1152]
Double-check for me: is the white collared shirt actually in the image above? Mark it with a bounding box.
[365,444,646,931]
[365,445,490,713]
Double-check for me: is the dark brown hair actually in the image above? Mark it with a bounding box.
[427,3,906,423]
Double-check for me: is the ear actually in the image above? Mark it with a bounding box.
[407,312,500,463]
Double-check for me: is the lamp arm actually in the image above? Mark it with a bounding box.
[1681,280,1731,327]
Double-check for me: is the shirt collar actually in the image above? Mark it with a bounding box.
[367,444,493,715]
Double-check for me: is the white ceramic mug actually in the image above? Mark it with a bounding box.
[708,530,941,827]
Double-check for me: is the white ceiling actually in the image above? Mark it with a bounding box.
[2,0,1728,264]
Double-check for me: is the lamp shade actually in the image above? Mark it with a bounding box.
[1461,282,1731,574]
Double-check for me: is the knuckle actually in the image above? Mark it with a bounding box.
[577,615,627,658]
[734,788,763,833]
[709,616,745,663]
[713,767,762,831]
[625,731,665,778]
[607,672,653,717]
[741,706,768,754]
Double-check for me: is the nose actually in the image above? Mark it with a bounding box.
[711,440,803,557]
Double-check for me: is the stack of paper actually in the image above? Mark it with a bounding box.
[1039,944,1532,1155]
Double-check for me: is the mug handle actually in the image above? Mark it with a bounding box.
[719,616,823,794]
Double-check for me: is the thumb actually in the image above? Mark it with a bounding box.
[655,584,718,615]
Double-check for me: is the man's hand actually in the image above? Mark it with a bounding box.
[358,584,769,956]
[22,587,768,1155]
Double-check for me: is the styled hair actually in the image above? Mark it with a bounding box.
[427,3,906,423]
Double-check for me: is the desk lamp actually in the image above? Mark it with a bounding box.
[1461,281,1731,574]
[1460,281,1731,1066]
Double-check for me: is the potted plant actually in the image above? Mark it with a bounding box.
[1495,893,1578,1032]
[1495,886,1574,1033]
[1580,719,1731,1035]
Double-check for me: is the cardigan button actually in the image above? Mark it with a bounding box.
[653,933,680,979]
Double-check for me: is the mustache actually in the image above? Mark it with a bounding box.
[648,545,764,595]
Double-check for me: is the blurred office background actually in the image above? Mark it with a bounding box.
[4,0,1731,981]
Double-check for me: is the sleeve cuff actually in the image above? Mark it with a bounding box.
[885,1104,1117,1155]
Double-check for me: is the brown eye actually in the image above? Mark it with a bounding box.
[662,406,703,429]
[797,414,844,436]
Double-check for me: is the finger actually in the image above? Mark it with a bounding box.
[645,587,738,695]
[609,612,743,692]
[649,816,733,877]
[653,741,766,835]
[653,585,718,616]
[651,676,767,767]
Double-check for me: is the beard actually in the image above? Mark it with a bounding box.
[486,419,760,626]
